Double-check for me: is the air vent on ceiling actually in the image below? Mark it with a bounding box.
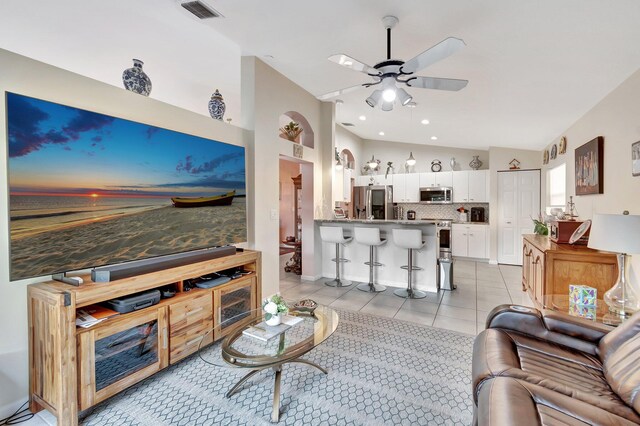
[181,1,222,19]
[341,122,355,127]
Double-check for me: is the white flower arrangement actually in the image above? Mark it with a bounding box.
[262,294,288,321]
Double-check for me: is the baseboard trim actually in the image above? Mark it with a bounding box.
[300,274,322,282]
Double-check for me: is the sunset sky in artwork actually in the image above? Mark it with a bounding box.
[7,93,246,198]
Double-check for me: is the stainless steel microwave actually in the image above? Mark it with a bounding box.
[419,187,453,204]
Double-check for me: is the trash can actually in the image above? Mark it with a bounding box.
[438,257,455,291]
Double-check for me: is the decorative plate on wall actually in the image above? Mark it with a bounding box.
[559,136,567,154]
[543,149,549,165]
[550,144,558,160]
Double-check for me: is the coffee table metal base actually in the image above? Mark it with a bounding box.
[225,358,327,422]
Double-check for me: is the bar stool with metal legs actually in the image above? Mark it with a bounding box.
[392,228,427,299]
[319,226,352,287]
[354,227,387,293]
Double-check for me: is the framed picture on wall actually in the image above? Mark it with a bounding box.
[633,141,640,176]
[575,136,604,195]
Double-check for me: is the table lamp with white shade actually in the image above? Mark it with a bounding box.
[588,213,640,316]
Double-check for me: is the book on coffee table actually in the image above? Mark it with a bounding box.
[242,322,291,342]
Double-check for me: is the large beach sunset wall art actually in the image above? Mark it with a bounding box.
[6,92,247,281]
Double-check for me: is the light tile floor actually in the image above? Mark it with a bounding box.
[280,255,534,336]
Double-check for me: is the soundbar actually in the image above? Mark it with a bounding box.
[91,245,237,282]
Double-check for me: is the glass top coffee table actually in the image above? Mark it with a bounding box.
[199,304,339,422]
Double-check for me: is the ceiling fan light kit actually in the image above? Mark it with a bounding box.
[320,16,468,112]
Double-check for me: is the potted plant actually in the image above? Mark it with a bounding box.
[279,121,303,142]
[456,206,468,222]
[262,294,288,326]
[532,214,549,236]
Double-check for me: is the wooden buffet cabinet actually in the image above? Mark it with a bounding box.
[28,250,261,426]
[522,235,617,307]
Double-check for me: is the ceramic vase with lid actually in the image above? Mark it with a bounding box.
[122,59,152,96]
[469,155,483,170]
[208,89,226,120]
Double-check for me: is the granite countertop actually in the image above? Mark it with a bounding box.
[315,218,439,225]
[316,218,490,225]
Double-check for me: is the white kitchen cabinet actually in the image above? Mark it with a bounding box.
[419,171,452,188]
[467,225,488,258]
[392,173,419,203]
[452,170,488,202]
[373,175,392,186]
[468,170,488,202]
[452,225,469,257]
[452,223,488,259]
[355,175,372,186]
[393,174,406,203]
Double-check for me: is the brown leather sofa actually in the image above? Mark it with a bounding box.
[472,305,640,425]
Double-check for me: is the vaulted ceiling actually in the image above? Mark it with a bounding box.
[2,0,640,150]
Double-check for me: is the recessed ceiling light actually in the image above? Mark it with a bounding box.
[379,131,385,136]
[421,119,430,125]
[430,136,438,140]
[359,115,366,121]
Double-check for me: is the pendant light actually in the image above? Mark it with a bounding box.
[406,152,416,167]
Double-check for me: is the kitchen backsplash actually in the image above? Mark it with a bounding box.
[397,203,490,222]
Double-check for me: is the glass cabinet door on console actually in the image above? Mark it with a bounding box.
[213,277,257,339]
[77,307,168,410]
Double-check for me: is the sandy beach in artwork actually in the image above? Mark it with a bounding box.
[10,200,247,280]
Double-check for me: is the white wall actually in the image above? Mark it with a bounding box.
[540,67,640,288]
[335,125,363,167]
[360,139,488,174]
[242,57,332,289]
[0,49,251,416]
[488,147,542,262]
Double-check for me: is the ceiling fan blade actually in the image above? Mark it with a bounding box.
[405,76,468,91]
[400,37,466,74]
[328,54,381,76]
[316,84,365,101]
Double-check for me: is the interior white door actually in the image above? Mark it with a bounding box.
[497,170,540,265]
[516,170,541,262]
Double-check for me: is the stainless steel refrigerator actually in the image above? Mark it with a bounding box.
[352,185,394,220]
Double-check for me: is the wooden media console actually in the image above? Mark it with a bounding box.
[28,249,261,426]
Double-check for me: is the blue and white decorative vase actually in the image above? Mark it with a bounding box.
[122,59,152,96]
[208,89,226,120]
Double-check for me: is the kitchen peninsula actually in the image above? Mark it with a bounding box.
[316,219,440,292]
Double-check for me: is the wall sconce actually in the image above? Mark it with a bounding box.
[335,148,343,170]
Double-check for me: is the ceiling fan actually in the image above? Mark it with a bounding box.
[317,16,468,111]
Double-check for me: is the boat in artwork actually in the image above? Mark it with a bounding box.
[171,191,236,208]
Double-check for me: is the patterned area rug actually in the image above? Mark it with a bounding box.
[80,309,474,425]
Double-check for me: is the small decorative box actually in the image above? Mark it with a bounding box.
[568,303,597,321]
[569,284,597,306]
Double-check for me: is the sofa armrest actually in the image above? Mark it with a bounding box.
[485,305,611,354]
